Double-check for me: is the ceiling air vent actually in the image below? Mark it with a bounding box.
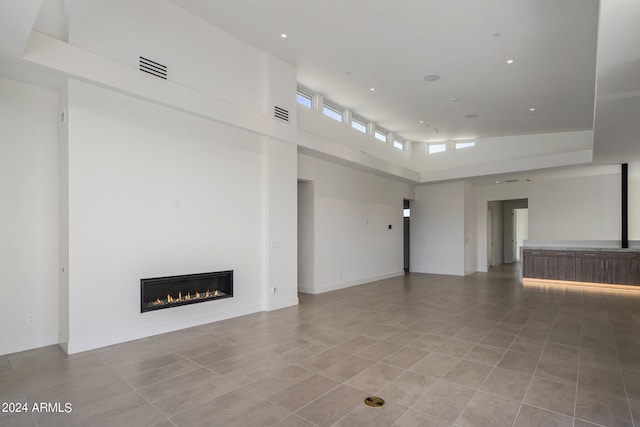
[505,179,518,183]
[139,56,167,80]
[274,106,289,122]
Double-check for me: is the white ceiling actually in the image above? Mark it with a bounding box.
[171,0,600,143]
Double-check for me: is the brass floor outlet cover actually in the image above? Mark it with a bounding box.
[364,396,385,407]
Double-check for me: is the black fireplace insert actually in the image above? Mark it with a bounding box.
[140,270,233,313]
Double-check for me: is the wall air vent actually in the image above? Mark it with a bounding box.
[139,56,167,80]
[274,106,289,122]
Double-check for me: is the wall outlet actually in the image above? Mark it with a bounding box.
[271,287,276,294]
[26,313,35,325]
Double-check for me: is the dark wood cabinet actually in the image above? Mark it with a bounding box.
[575,252,635,285]
[548,252,576,281]
[524,249,639,286]
[523,250,575,281]
[523,250,549,279]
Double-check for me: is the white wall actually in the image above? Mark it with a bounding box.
[411,182,465,276]
[514,209,529,261]
[502,199,528,263]
[0,76,59,355]
[63,79,270,353]
[264,137,298,311]
[414,131,593,182]
[297,181,314,291]
[297,154,413,293]
[464,182,477,274]
[487,201,504,267]
[68,0,265,113]
[476,167,624,272]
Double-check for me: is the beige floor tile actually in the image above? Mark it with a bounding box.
[575,388,633,427]
[542,342,579,364]
[319,356,373,382]
[295,348,351,372]
[524,377,576,417]
[269,374,340,412]
[171,389,290,427]
[456,391,520,427]
[240,365,313,399]
[356,341,401,361]
[412,379,475,422]
[479,331,515,349]
[518,326,550,341]
[514,404,573,427]
[378,371,438,407]
[333,399,408,427]
[144,372,238,417]
[345,363,404,394]
[296,384,367,427]
[443,360,493,388]
[273,414,316,427]
[334,336,378,354]
[578,365,626,397]
[410,352,460,378]
[464,344,505,367]
[480,367,531,402]
[493,321,524,336]
[535,357,577,385]
[453,327,488,343]
[381,346,428,369]
[508,336,546,356]
[497,350,539,375]
[629,398,640,426]
[434,339,475,358]
[406,334,448,352]
[579,347,621,371]
[392,409,450,427]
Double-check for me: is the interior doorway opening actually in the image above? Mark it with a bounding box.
[297,180,314,293]
[487,198,528,267]
[403,199,411,273]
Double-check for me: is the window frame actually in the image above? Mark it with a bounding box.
[374,126,389,143]
[351,114,368,134]
[322,101,345,123]
[428,143,447,154]
[296,86,313,109]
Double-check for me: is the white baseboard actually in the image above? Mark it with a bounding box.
[62,303,263,355]
[0,334,59,356]
[302,271,404,295]
[265,297,299,311]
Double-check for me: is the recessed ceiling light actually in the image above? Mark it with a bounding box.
[529,107,536,111]
[451,97,459,102]
[496,181,500,184]
[424,74,441,82]
[465,114,479,119]
[506,59,515,64]
[419,120,424,124]
[280,33,288,39]
[369,87,375,91]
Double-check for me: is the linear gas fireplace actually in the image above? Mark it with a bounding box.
[140,270,233,313]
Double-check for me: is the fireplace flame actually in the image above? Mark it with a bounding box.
[147,289,226,309]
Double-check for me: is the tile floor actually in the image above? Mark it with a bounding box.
[2,264,640,426]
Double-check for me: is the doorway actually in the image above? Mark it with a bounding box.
[487,198,528,266]
[403,199,411,273]
[297,180,314,293]
[513,208,529,262]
